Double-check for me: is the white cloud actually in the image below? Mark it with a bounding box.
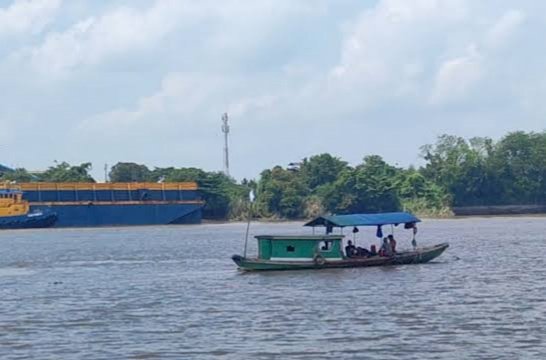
[77,72,223,139]
[329,0,471,107]
[2,0,546,179]
[430,45,483,105]
[29,0,186,73]
[430,8,526,105]
[327,1,533,109]
[25,0,325,75]
[484,9,526,50]
[0,0,61,35]
[227,95,280,119]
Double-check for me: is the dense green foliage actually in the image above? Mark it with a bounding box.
[145,167,249,219]
[0,161,248,219]
[108,164,250,219]
[109,164,248,219]
[2,130,546,219]
[0,168,36,182]
[420,131,546,206]
[109,162,152,182]
[255,154,449,219]
[254,131,546,217]
[41,162,96,182]
[0,162,95,183]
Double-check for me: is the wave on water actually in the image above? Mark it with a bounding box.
[0,267,35,277]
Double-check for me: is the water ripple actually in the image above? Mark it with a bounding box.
[0,219,545,359]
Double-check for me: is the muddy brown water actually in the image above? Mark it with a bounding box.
[0,218,545,359]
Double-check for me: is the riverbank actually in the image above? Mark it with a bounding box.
[203,211,546,225]
[453,205,546,216]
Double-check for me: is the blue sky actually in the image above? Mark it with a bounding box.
[1,0,545,181]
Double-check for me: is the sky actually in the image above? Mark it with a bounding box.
[1,0,545,181]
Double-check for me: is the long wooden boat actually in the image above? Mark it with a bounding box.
[232,212,449,272]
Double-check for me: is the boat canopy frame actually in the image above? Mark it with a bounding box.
[304,212,421,228]
[255,235,345,241]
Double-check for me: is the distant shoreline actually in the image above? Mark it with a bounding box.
[452,205,546,216]
[202,213,546,224]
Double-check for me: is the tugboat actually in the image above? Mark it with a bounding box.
[0,189,57,229]
[232,212,448,271]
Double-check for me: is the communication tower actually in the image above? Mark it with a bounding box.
[104,163,109,183]
[221,113,230,177]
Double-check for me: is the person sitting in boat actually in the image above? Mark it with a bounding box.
[388,234,397,253]
[378,238,386,256]
[379,238,393,257]
[370,244,377,256]
[356,246,370,257]
[345,240,357,258]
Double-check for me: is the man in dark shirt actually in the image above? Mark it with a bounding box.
[345,240,356,258]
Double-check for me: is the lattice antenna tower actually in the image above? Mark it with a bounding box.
[221,113,230,177]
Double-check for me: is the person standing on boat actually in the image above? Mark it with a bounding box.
[379,238,386,256]
[388,234,397,253]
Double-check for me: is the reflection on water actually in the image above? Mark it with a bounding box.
[0,218,545,359]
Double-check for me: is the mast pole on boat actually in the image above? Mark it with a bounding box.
[243,216,250,258]
[243,190,255,258]
[412,224,418,249]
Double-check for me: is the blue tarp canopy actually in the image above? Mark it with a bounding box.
[304,212,421,228]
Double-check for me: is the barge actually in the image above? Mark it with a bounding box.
[1,182,204,228]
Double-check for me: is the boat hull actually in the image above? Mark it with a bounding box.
[30,203,202,228]
[232,243,449,271]
[7,182,204,228]
[0,211,57,230]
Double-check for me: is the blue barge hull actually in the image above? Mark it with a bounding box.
[11,182,204,228]
[30,203,202,227]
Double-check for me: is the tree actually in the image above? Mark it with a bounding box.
[0,168,36,182]
[420,135,493,206]
[299,153,348,190]
[255,166,308,218]
[40,162,95,182]
[109,162,152,182]
[489,131,546,204]
[420,131,546,206]
[152,167,248,219]
[322,156,401,214]
[394,169,450,214]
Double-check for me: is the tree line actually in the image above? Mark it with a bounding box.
[2,131,545,219]
[0,162,246,219]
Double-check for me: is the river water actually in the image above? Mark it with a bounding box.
[0,218,545,359]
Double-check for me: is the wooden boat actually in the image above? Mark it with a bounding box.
[0,189,57,229]
[232,212,449,271]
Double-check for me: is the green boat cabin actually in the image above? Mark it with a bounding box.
[255,235,344,262]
